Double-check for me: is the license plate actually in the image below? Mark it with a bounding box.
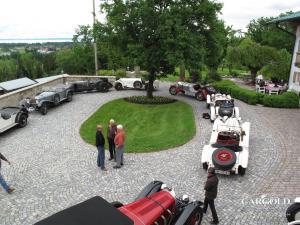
[215,170,230,175]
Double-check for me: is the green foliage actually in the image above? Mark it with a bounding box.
[212,80,299,108]
[0,58,17,81]
[246,12,294,53]
[261,49,291,82]
[80,99,196,152]
[262,92,299,108]
[124,96,177,104]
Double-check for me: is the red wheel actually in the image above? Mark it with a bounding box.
[212,148,236,170]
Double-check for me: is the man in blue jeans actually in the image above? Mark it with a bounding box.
[95,125,107,171]
[0,152,14,194]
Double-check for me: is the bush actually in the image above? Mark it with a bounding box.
[212,80,299,108]
[124,96,177,104]
[263,92,299,108]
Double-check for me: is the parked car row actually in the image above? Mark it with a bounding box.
[0,77,159,133]
[35,181,204,225]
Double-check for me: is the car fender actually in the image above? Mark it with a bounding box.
[237,148,249,168]
[207,94,211,104]
[234,107,240,118]
[201,145,214,164]
[173,201,203,225]
[288,221,300,225]
[15,111,28,123]
[210,107,216,121]
[37,100,51,108]
[135,180,163,201]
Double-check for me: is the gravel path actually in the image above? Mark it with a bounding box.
[0,82,299,225]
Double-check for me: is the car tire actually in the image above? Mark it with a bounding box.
[287,203,300,222]
[238,166,246,176]
[17,113,27,128]
[66,92,73,102]
[110,201,123,208]
[54,95,60,106]
[40,104,48,115]
[195,92,205,101]
[169,86,177,95]
[202,162,208,170]
[102,83,110,93]
[133,81,143,89]
[212,148,236,170]
[115,82,123,91]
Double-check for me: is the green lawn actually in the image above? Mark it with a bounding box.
[80,98,196,152]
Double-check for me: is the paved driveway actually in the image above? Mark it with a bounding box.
[0,82,299,225]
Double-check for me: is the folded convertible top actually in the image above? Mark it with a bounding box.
[34,196,134,225]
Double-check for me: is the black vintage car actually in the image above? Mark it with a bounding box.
[71,78,113,93]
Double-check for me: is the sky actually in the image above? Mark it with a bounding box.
[0,0,300,39]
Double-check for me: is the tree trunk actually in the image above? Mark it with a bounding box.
[179,65,185,81]
[250,68,258,85]
[147,71,155,99]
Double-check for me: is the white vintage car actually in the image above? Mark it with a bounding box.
[114,78,159,90]
[0,106,29,133]
[206,94,239,122]
[201,116,250,175]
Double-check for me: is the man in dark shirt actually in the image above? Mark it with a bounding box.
[107,119,117,161]
[0,152,14,194]
[95,125,107,171]
[203,167,219,224]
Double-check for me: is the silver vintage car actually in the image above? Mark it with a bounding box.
[20,84,73,115]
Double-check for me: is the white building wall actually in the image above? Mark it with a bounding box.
[289,25,300,95]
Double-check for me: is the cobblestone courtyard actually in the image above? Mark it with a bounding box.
[0,83,299,225]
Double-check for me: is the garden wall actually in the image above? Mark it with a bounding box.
[0,74,116,108]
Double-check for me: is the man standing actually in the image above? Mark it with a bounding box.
[114,125,125,169]
[0,152,14,194]
[95,125,107,171]
[107,119,117,161]
[203,167,219,224]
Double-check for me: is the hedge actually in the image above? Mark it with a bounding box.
[212,80,299,108]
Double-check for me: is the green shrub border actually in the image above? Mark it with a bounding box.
[212,80,299,108]
[124,96,177,104]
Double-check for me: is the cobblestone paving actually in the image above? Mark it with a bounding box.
[0,82,299,225]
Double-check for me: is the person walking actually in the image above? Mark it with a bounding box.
[0,152,14,194]
[113,125,125,169]
[107,119,117,161]
[95,125,107,171]
[203,167,219,224]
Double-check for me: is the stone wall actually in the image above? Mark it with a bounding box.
[0,75,116,108]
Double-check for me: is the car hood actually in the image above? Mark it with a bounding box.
[35,92,55,100]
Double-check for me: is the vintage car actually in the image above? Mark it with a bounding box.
[287,198,300,224]
[20,84,73,115]
[34,181,203,225]
[70,78,113,93]
[201,116,250,175]
[169,82,216,101]
[205,94,239,122]
[114,78,159,90]
[0,106,28,133]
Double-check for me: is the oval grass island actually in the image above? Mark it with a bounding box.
[80,97,196,153]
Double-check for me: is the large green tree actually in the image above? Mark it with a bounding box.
[100,0,225,98]
[246,12,295,53]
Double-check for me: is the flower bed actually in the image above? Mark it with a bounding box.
[124,96,177,104]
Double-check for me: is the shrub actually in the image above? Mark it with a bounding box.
[124,96,177,104]
[263,92,299,108]
[212,80,299,108]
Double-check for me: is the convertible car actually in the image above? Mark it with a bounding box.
[201,116,250,176]
[114,78,159,90]
[34,181,203,225]
[0,106,28,133]
[70,78,113,93]
[20,84,73,115]
[169,82,216,101]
